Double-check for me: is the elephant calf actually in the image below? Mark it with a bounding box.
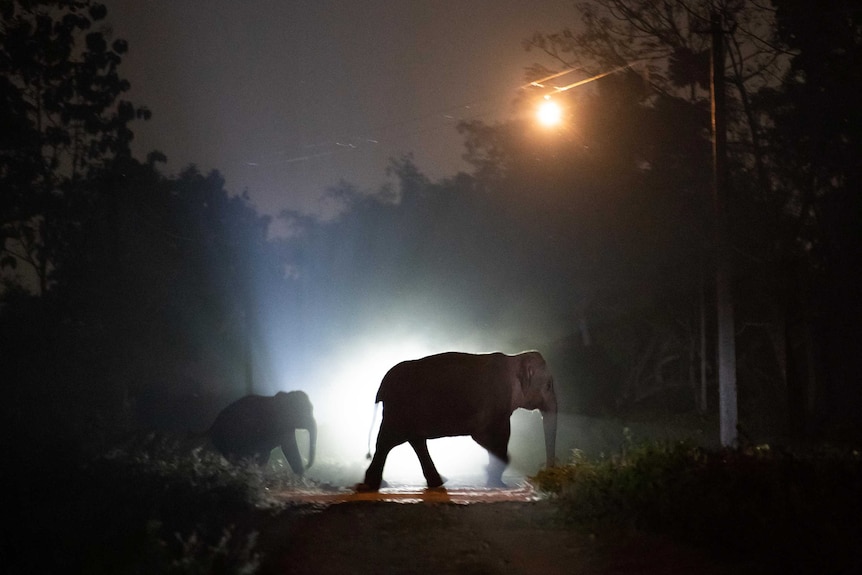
[209,390,317,475]
[358,351,557,491]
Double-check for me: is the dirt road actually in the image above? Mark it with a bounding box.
[257,487,733,575]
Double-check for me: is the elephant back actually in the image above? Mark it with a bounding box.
[375,352,511,411]
[209,395,276,454]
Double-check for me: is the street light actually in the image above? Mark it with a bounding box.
[536,96,562,127]
[526,63,634,129]
[709,12,738,448]
[525,51,738,447]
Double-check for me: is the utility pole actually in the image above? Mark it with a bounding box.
[243,290,255,396]
[710,12,738,447]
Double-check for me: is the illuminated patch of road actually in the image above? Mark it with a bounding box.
[272,483,542,505]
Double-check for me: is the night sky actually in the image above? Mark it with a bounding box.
[106,0,575,219]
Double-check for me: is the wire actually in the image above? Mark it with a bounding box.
[552,63,633,92]
[241,60,640,169]
[521,67,582,89]
[240,93,513,168]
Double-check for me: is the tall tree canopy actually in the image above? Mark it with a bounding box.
[767,0,862,433]
[464,0,861,437]
[0,0,150,295]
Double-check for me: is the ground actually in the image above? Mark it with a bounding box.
[255,487,738,575]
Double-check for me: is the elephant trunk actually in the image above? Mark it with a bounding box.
[305,419,317,469]
[541,399,557,468]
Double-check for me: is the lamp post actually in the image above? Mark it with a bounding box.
[710,12,738,447]
[529,42,738,446]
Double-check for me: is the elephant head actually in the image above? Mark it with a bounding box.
[273,390,317,470]
[209,390,317,474]
[514,351,557,469]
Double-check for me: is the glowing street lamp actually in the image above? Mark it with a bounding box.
[536,96,562,127]
[525,48,738,447]
[527,63,634,128]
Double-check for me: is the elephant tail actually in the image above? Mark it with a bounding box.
[365,401,381,459]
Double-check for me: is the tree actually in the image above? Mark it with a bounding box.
[766,0,862,436]
[0,2,298,443]
[514,0,862,441]
[455,57,717,416]
[524,0,783,191]
[517,1,834,439]
[107,162,282,430]
[0,0,150,295]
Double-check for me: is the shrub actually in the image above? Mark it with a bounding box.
[4,434,299,574]
[532,438,862,571]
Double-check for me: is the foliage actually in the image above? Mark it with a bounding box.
[454,67,712,412]
[470,0,862,437]
[3,434,313,574]
[0,0,291,453]
[0,0,150,294]
[533,439,862,570]
[111,162,281,430]
[1,157,286,451]
[765,0,862,430]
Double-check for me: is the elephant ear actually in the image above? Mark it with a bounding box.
[517,354,537,392]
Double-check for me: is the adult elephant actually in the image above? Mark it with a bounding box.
[209,390,316,476]
[357,351,557,491]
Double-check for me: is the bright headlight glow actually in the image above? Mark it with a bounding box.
[537,97,562,126]
[311,337,441,469]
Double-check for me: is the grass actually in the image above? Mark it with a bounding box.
[531,435,862,573]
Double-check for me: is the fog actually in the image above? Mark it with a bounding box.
[208,152,709,486]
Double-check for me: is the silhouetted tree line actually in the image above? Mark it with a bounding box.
[0,1,286,451]
[2,0,860,456]
[1,152,282,451]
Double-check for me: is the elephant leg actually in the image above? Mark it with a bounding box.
[409,439,445,488]
[361,425,402,491]
[472,420,511,488]
[281,434,304,476]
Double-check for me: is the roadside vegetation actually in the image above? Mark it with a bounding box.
[6,424,862,574]
[532,436,862,573]
[5,435,303,575]
[9,430,862,574]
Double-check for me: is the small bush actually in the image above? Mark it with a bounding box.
[532,439,862,571]
[4,434,300,574]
